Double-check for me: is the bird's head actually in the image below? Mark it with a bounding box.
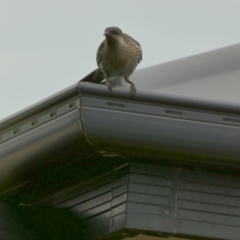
[104,27,124,43]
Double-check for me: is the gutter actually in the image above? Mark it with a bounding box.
[79,82,240,163]
[0,83,83,188]
[0,77,240,190]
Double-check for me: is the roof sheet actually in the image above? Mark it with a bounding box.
[129,43,240,103]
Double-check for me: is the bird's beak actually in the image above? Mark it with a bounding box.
[104,31,111,37]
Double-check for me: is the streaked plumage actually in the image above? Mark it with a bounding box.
[81,27,142,96]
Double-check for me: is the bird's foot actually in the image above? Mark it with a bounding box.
[130,83,136,97]
[106,80,115,92]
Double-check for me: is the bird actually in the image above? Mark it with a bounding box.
[80,26,142,96]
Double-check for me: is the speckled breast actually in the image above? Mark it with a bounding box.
[100,49,139,78]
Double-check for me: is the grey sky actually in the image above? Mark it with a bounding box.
[1,0,240,120]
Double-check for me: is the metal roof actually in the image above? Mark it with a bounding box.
[0,42,240,201]
[131,42,240,103]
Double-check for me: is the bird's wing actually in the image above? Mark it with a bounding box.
[96,40,105,67]
[136,41,142,63]
[124,34,142,63]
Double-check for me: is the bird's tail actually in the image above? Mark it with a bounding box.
[79,68,105,84]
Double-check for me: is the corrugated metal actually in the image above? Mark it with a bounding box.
[176,169,240,239]
[127,163,240,240]
[126,164,176,234]
[35,162,240,240]
[54,164,130,240]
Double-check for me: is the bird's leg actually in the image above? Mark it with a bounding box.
[114,77,118,86]
[124,76,136,97]
[105,75,115,92]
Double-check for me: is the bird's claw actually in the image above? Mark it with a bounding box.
[130,84,136,97]
[106,80,115,92]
